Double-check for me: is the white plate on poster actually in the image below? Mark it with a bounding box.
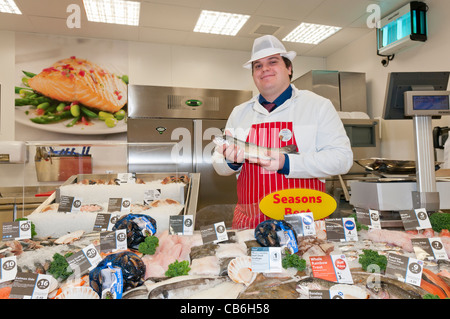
[15,106,127,135]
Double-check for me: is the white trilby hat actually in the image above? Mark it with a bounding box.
[243,35,296,69]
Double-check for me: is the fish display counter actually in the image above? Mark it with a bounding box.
[0,191,449,299]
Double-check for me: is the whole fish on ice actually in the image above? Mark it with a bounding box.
[213,135,298,161]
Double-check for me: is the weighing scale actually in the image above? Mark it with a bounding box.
[350,72,450,227]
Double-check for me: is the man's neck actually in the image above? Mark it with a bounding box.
[259,84,292,105]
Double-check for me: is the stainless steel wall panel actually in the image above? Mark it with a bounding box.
[128,85,252,119]
[339,72,368,113]
[292,70,367,113]
[292,70,340,111]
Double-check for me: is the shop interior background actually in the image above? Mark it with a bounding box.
[0,0,450,187]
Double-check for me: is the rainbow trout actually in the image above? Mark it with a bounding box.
[213,135,298,160]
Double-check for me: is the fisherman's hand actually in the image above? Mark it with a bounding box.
[249,150,285,171]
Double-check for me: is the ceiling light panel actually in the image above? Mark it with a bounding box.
[194,10,250,36]
[0,0,21,14]
[283,23,341,44]
[83,0,140,26]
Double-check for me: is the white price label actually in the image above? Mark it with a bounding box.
[251,247,282,273]
[342,218,358,242]
[301,213,316,236]
[0,256,17,283]
[368,209,381,229]
[414,208,432,229]
[330,254,353,284]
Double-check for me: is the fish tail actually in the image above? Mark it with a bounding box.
[280,144,298,154]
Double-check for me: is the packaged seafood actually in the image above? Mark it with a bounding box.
[112,214,157,250]
[89,251,146,297]
[254,219,298,248]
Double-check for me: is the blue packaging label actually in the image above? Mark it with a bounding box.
[101,265,123,299]
[133,216,156,236]
[278,224,299,254]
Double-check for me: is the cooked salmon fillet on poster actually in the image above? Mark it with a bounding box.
[28,56,127,113]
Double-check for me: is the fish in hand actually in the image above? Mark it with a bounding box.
[213,134,298,161]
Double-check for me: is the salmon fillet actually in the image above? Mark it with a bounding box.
[28,57,127,113]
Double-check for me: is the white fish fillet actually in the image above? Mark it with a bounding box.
[188,281,245,299]
[189,256,221,276]
[216,243,248,259]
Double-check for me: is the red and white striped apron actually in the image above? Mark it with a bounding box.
[232,121,325,230]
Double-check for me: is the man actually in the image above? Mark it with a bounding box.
[212,35,353,230]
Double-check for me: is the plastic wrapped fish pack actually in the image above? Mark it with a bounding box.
[89,251,146,298]
[112,214,157,250]
[254,219,298,249]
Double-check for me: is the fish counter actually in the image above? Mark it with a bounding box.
[0,174,449,300]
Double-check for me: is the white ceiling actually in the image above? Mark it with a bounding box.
[1,0,411,57]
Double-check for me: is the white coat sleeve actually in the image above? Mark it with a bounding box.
[286,100,353,179]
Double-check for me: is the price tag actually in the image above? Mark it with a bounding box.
[411,237,448,261]
[309,290,331,299]
[0,256,17,283]
[355,207,370,225]
[200,222,228,244]
[116,173,136,184]
[100,229,127,253]
[386,253,423,287]
[143,189,162,204]
[285,212,316,236]
[58,195,82,213]
[310,255,353,284]
[325,218,358,242]
[400,208,432,231]
[309,288,351,299]
[368,209,382,229]
[251,247,282,273]
[93,213,121,232]
[66,244,102,276]
[169,215,194,235]
[2,220,32,240]
[107,198,131,213]
[9,273,52,299]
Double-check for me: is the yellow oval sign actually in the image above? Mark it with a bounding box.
[259,188,337,220]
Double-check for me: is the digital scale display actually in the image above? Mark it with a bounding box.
[404,91,450,116]
[413,95,450,110]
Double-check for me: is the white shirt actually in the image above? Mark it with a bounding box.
[212,85,353,179]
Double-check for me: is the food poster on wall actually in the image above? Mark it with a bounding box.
[14,33,129,141]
